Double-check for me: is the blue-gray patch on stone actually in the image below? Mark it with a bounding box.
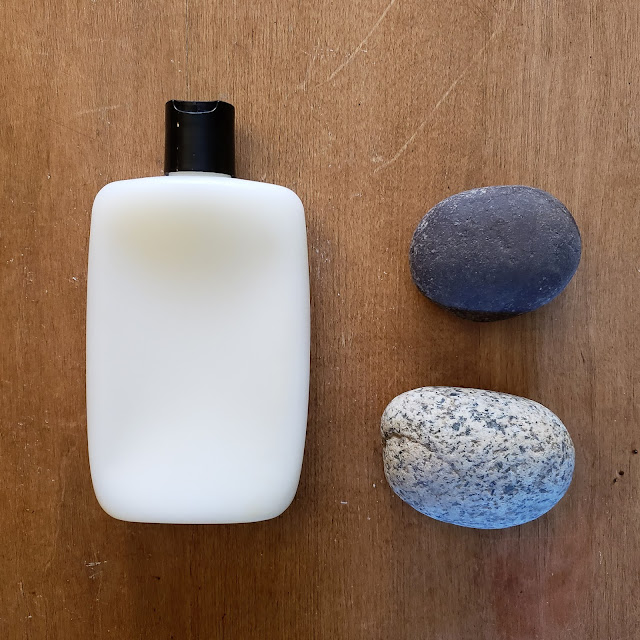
[409,186,582,321]
[381,387,575,529]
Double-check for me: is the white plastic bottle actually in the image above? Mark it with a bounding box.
[86,101,310,523]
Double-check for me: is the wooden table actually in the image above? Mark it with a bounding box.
[1,1,638,638]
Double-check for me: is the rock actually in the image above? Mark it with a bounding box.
[381,387,575,529]
[409,186,581,321]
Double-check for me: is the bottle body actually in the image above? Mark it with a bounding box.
[86,174,309,523]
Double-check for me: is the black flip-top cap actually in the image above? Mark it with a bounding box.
[164,100,235,176]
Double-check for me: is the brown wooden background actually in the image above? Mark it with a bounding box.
[1,0,639,638]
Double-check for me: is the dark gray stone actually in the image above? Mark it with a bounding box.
[409,186,582,321]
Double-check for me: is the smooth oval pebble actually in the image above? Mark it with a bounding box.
[381,387,575,529]
[409,185,582,321]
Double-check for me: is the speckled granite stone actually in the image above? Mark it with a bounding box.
[381,387,575,529]
[409,186,582,321]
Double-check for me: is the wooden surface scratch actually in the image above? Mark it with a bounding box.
[324,0,399,84]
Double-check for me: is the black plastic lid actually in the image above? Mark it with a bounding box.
[164,100,235,176]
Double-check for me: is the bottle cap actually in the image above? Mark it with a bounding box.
[164,100,235,176]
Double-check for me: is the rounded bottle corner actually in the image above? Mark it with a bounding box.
[92,490,131,523]
[93,176,164,206]
[92,180,126,216]
[277,185,305,211]
[94,179,124,200]
[258,483,301,522]
[89,470,137,522]
[251,180,304,211]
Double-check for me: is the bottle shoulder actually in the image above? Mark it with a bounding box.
[93,176,304,224]
[95,175,302,205]
[91,175,305,231]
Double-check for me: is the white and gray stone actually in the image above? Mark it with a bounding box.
[381,387,574,529]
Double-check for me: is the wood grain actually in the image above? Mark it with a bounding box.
[1,0,639,638]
